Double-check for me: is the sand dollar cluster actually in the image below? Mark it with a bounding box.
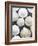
[12,8,32,38]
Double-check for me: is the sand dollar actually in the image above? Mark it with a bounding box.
[27,8,32,13]
[12,25,20,36]
[20,27,31,38]
[17,18,24,27]
[12,12,19,22]
[13,36,20,39]
[25,16,32,27]
[18,8,28,18]
[10,36,20,42]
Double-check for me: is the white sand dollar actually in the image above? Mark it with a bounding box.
[12,12,19,22]
[20,27,31,38]
[17,18,24,27]
[25,16,32,27]
[12,25,20,36]
[18,8,28,18]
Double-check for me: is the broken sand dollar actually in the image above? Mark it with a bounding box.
[10,36,20,42]
[25,16,32,27]
[18,8,28,18]
[13,8,19,12]
[17,18,24,27]
[12,25,20,36]
[27,8,32,13]
[20,27,31,38]
[12,12,19,22]
[13,36,20,39]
